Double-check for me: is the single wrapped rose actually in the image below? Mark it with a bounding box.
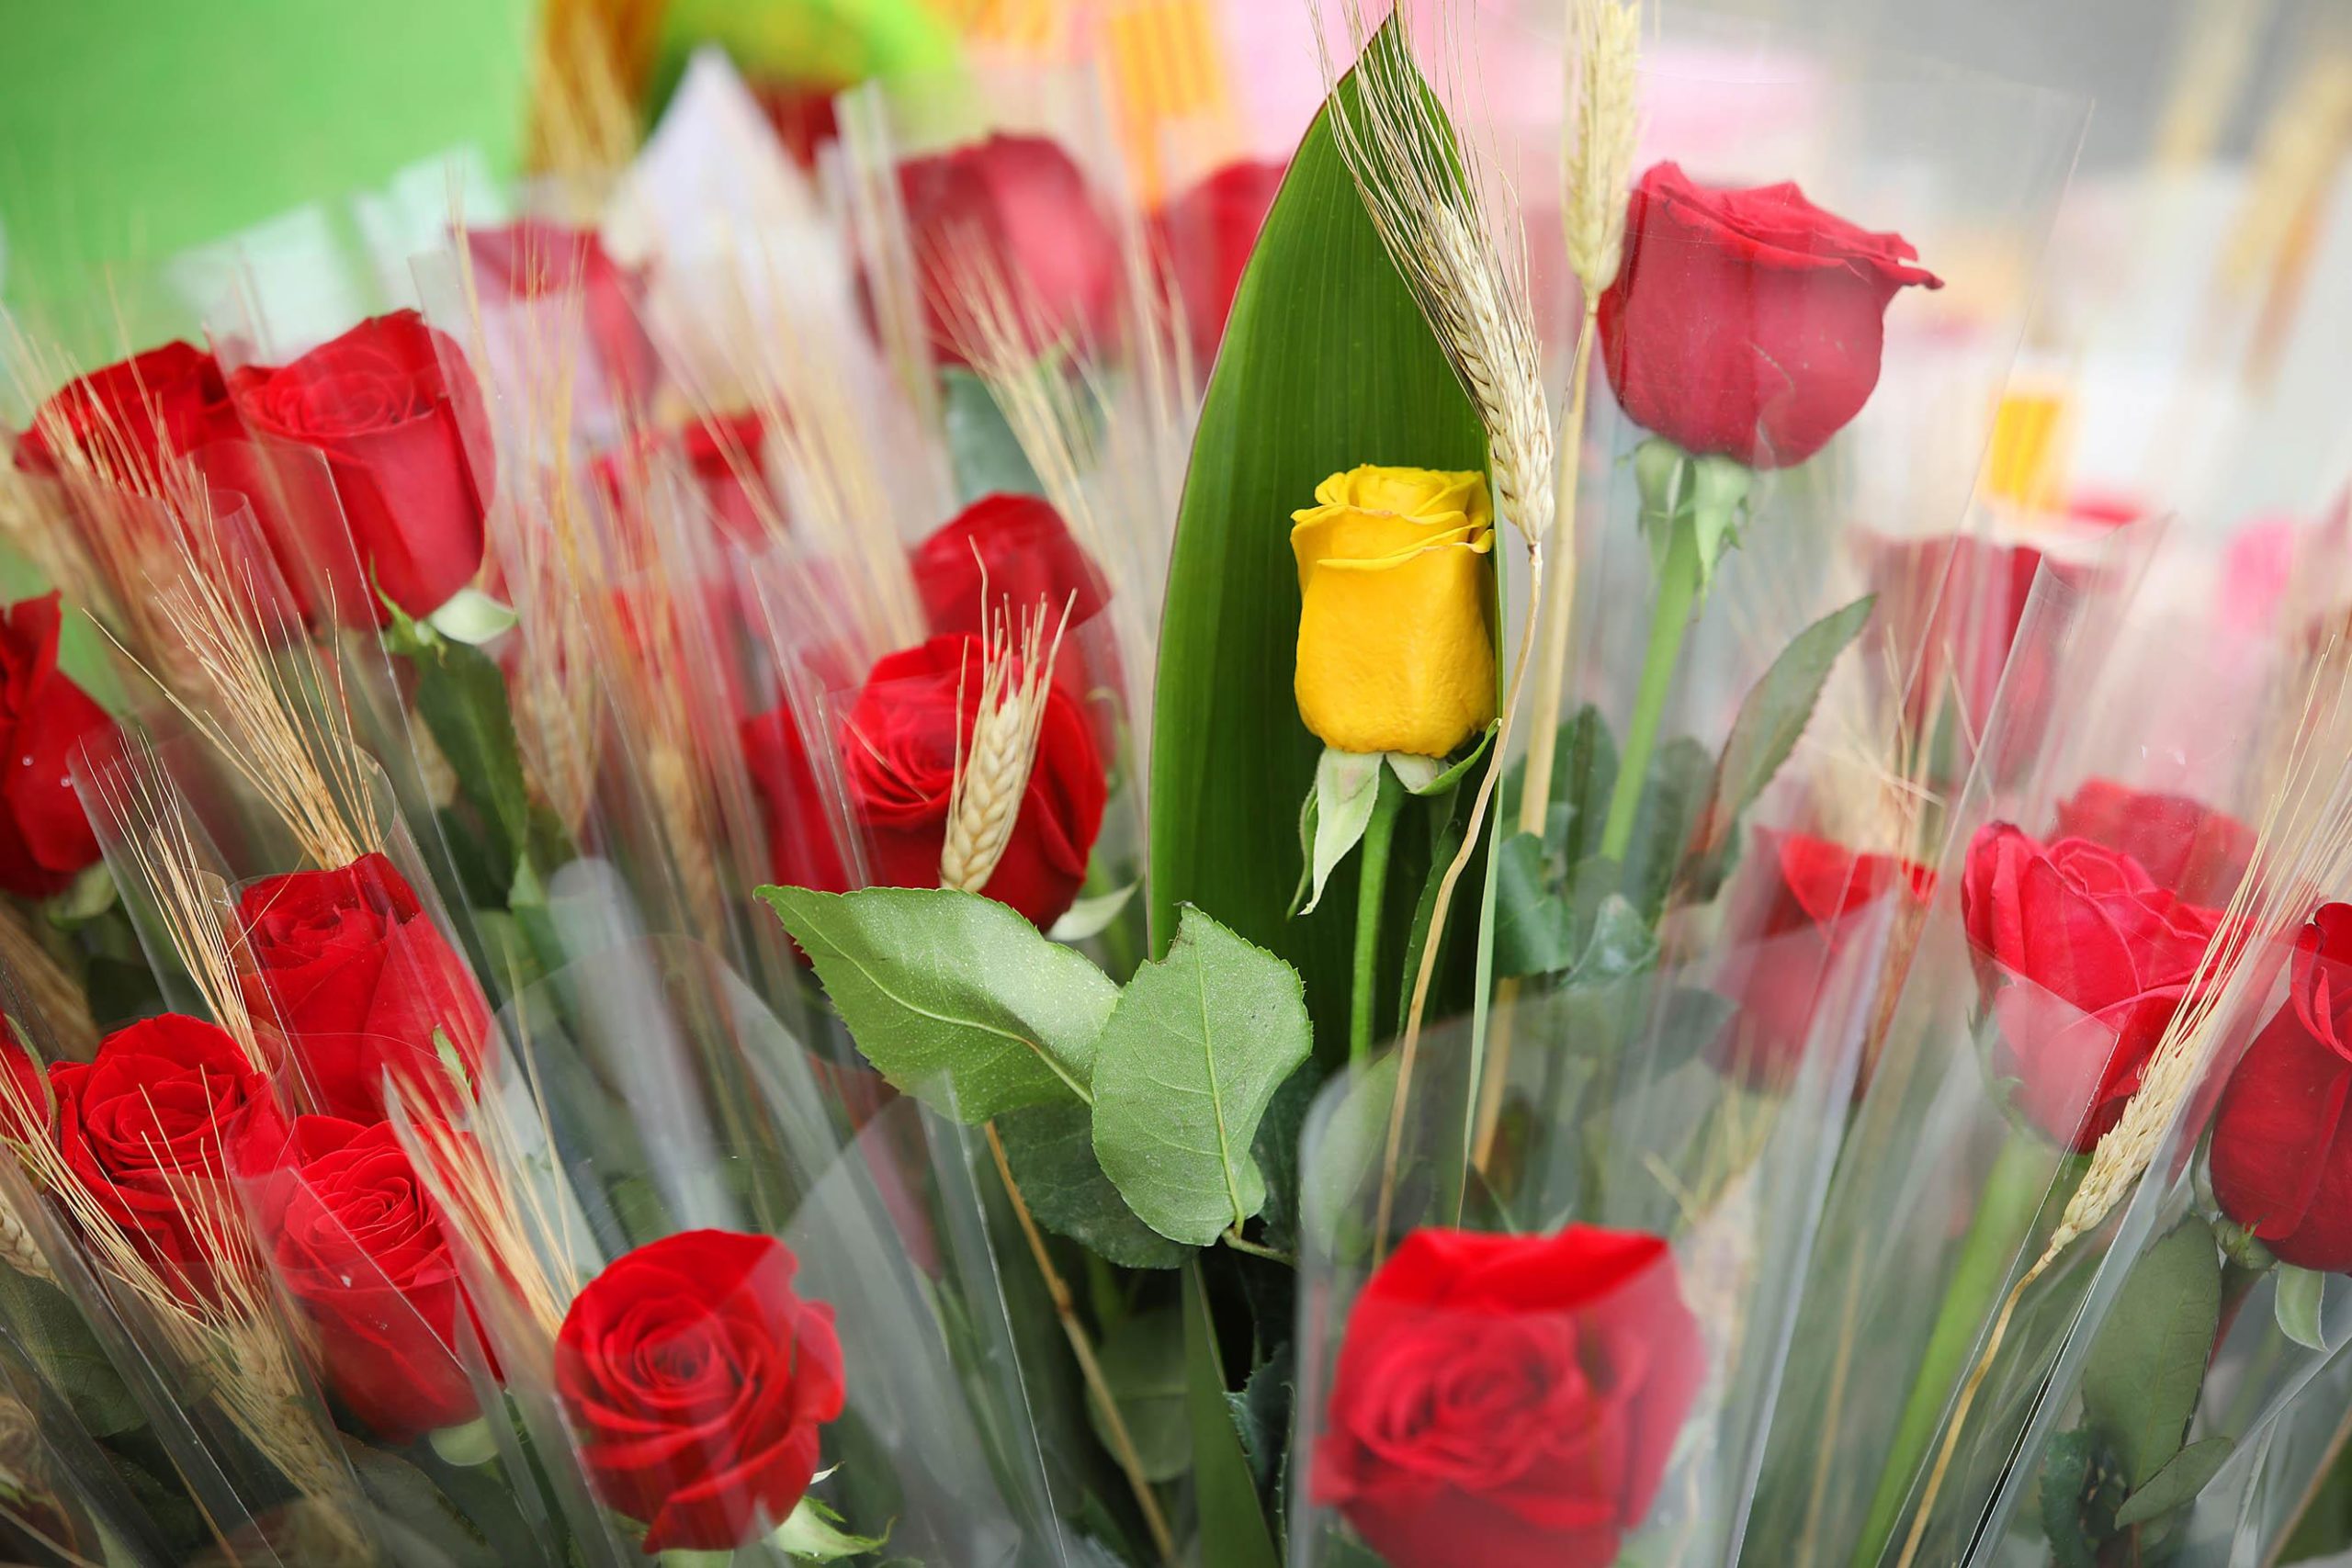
[1151,159,1287,369]
[2210,903,2352,1270]
[13,340,244,487]
[232,852,491,1123]
[49,1015,286,1299]
[2052,777,2255,908]
[244,1115,485,1441]
[555,1229,845,1551]
[1599,162,1942,469]
[839,634,1106,929]
[230,310,493,621]
[1961,823,2222,1151]
[1292,465,1496,757]
[894,134,1120,367]
[465,220,657,413]
[1314,1225,1703,1568]
[1711,829,1935,1088]
[0,593,118,897]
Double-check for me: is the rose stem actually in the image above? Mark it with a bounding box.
[983,1122,1177,1564]
[1350,766,1407,1065]
[1598,490,1702,863]
[1475,309,1598,1170]
[1852,1128,2049,1567]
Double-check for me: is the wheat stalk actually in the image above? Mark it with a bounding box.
[940,593,1073,897]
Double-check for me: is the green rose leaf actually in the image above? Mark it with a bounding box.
[0,1262,141,1437]
[761,886,1113,1121]
[1493,832,1575,978]
[1087,1308,1192,1483]
[2083,1216,2221,1490]
[942,367,1046,504]
[1092,906,1313,1245]
[2113,1434,2234,1529]
[1694,594,1874,865]
[995,1102,1188,1269]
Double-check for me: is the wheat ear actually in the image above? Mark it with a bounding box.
[940,590,1074,897]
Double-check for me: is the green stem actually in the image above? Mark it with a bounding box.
[1853,1129,2052,1567]
[1351,765,1407,1065]
[1599,513,1702,862]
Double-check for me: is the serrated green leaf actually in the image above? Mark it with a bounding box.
[2114,1434,2233,1528]
[1092,907,1313,1245]
[1183,1260,1278,1568]
[762,886,1113,1121]
[1624,736,1713,920]
[1502,705,1617,865]
[0,1262,141,1437]
[1697,594,1874,860]
[942,367,1046,503]
[1147,36,1487,1061]
[1493,832,1574,978]
[2278,1264,2326,1350]
[2083,1217,2221,1489]
[996,1102,1187,1269]
[1087,1308,1191,1483]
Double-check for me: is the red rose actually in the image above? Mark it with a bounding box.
[1960,824,2222,1151]
[1314,1225,1704,1568]
[1151,159,1286,369]
[895,135,1121,367]
[231,310,493,621]
[1711,829,1935,1087]
[244,1115,483,1440]
[841,634,1105,929]
[0,593,117,897]
[50,1015,285,1298]
[2052,778,2254,909]
[13,341,243,487]
[554,1229,845,1551]
[1869,534,2045,749]
[0,1037,48,1142]
[2210,904,2352,1269]
[597,411,776,547]
[232,852,490,1123]
[911,492,1110,641]
[741,700,854,897]
[1598,162,1942,468]
[466,220,657,412]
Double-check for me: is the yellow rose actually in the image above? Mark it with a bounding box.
[1291,464,1497,757]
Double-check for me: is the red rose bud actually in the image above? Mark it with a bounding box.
[50,1015,286,1299]
[741,700,854,897]
[2052,778,2255,909]
[245,1115,486,1441]
[1151,159,1287,369]
[842,634,1106,929]
[2210,903,2352,1269]
[1315,1225,1704,1568]
[232,852,491,1123]
[1711,829,1935,1088]
[1868,534,2045,750]
[231,310,493,621]
[1960,823,2222,1151]
[0,1037,48,1143]
[596,410,777,547]
[465,220,657,411]
[1599,162,1941,469]
[0,593,118,897]
[895,135,1121,367]
[555,1230,845,1551]
[911,492,1110,641]
[13,340,244,487]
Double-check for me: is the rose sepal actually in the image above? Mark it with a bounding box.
[1634,435,1752,600]
[644,1477,886,1566]
[427,1416,500,1468]
[1292,726,1497,918]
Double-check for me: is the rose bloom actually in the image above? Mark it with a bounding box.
[1151,159,1287,370]
[840,634,1106,929]
[231,310,493,621]
[2052,778,2254,909]
[741,700,854,899]
[1868,534,2046,753]
[465,220,657,412]
[895,135,1121,367]
[13,340,244,487]
[0,593,118,897]
[1292,465,1496,758]
[50,1015,286,1298]
[232,852,491,1123]
[243,1115,485,1441]
[1599,162,1942,469]
[2208,904,2352,1269]
[555,1229,845,1551]
[1961,823,2222,1151]
[1711,829,1935,1088]
[1315,1225,1703,1568]
[910,492,1110,643]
